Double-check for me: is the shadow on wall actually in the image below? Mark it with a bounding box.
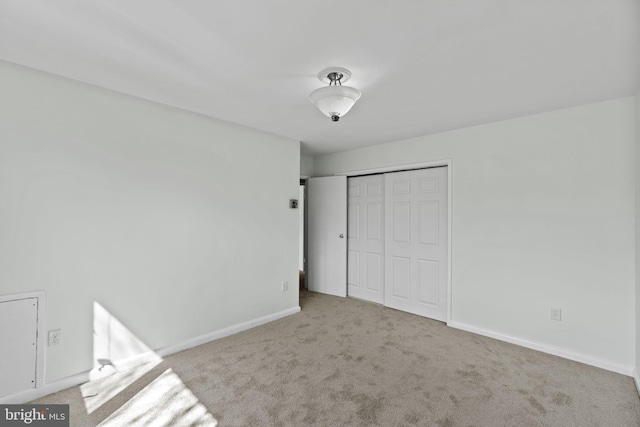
[80,302,217,425]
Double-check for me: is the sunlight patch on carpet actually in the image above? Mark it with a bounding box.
[81,360,161,414]
[98,368,217,426]
[79,301,217,425]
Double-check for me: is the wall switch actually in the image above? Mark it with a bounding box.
[282,281,288,291]
[550,307,562,321]
[48,329,61,346]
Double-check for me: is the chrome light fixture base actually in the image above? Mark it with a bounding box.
[317,67,352,84]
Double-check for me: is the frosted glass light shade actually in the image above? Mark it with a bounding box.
[309,85,361,120]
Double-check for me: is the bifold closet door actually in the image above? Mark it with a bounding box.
[384,167,448,321]
[347,174,384,304]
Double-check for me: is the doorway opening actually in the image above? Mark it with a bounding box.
[299,179,306,291]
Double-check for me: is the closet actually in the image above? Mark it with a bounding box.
[347,166,448,321]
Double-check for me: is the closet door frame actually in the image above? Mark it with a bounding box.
[337,159,452,324]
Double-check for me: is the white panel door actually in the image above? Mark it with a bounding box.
[384,167,448,321]
[0,298,38,397]
[307,176,347,297]
[347,174,384,304]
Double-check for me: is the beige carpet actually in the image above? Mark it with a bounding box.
[34,291,640,426]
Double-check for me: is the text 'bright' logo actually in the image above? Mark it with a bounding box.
[4,407,47,424]
[1,405,69,426]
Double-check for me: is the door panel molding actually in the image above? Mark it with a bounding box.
[384,167,448,321]
[346,174,384,304]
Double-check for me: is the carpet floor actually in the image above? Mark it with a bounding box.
[34,291,640,426]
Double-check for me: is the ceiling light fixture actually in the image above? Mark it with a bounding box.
[309,67,361,122]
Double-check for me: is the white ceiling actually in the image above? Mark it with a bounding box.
[1,1,638,156]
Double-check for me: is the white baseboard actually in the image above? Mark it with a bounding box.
[0,371,90,405]
[633,368,640,397]
[448,321,634,377]
[0,305,301,404]
[154,305,301,359]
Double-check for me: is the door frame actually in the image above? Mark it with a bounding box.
[335,159,453,324]
[299,177,307,274]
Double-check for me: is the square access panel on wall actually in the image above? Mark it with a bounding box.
[0,290,46,399]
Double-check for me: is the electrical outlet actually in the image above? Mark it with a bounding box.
[550,307,562,321]
[48,329,61,346]
[282,281,288,291]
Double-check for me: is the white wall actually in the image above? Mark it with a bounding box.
[300,155,315,177]
[315,98,636,373]
[0,61,300,384]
